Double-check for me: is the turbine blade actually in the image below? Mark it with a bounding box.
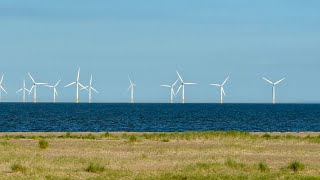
[54,88,58,96]
[36,83,47,85]
[91,87,99,93]
[210,84,221,86]
[184,83,196,85]
[124,85,132,94]
[161,85,171,88]
[222,87,226,96]
[176,71,183,82]
[65,82,76,87]
[0,74,3,84]
[44,85,54,88]
[16,88,23,93]
[172,88,176,97]
[80,86,89,91]
[77,68,80,81]
[172,79,179,87]
[55,79,61,87]
[128,75,133,85]
[79,82,85,89]
[263,77,273,84]
[0,86,7,94]
[90,75,93,86]
[275,78,285,85]
[28,73,35,83]
[176,85,182,95]
[29,85,34,95]
[222,76,229,86]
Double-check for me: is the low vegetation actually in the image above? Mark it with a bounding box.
[0,131,318,179]
[86,162,105,173]
[10,162,27,174]
[288,161,305,172]
[38,139,49,149]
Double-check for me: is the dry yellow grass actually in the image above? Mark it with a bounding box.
[0,132,319,179]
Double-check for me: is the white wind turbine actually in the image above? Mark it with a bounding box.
[263,77,285,104]
[0,74,8,102]
[45,79,61,103]
[161,79,179,103]
[81,75,99,103]
[64,68,86,103]
[16,79,30,102]
[28,73,47,103]
[176,71,197,103]
[126,76,136,103]
[210,76,229,104]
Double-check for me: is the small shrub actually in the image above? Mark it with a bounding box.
[258,162,269,172]
[262,133,272,139]
[11,163,27,173]
[288,161,305,172]
[162,138,170,142]
[103,132,110,138]
[129,135,137,143]
[83,134,96,140]
[225,159,246,169]
[86,163,105,173]
[66,132,72,138]
[39,139,49,149]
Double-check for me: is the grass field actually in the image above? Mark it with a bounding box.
[0,131,319,179]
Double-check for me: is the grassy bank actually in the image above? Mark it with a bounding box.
[0,131,319,179]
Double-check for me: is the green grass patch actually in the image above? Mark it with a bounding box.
[288,161,305,172]
[11,162,27,173]
[129,135,138,143]
[39,139,49,149]
[86,162,105,173]
[258,162,269,172]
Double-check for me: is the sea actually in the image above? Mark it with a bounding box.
[0,103,319,132]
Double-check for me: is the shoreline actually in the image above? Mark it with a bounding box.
[0,131,319,137]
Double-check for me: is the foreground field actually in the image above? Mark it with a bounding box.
[0,131,319,179]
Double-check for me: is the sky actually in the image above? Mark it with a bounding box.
[0,0,320,103]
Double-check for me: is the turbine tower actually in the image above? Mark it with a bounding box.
[210,76,229,104]
[64,68,86,103]
[263,77,285,104]
[16,79,30,102]
[176,71,197,103]
[0,74,7,102]
[126,76,136,103]
[161,79,179,103]
[81,75,99,103]
[28,73,47,103]
[45,79,61,103]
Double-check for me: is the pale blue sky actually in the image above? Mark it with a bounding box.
[0,0,320,103]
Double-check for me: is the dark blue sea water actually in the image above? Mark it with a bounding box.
[0,103,319,132]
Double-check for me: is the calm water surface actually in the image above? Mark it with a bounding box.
[0,103,319,132]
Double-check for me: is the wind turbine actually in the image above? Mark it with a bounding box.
[16,79,30,102]
[64,68,86,103]
[28,73,47,103]
[0,74,7,102]
[263,77,285,104]
[81,75,99,103]
[210,76,229,104]
[176,71,197,103]
[45,79,61,103]
[126,76,136,103]
[161,79,179,103]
